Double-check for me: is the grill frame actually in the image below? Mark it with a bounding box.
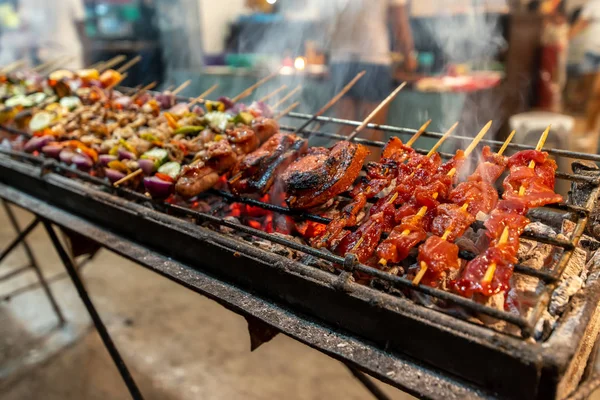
[2,97,600,398]
[2,145,600,399]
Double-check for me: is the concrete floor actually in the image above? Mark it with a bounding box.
[0,207,414,400]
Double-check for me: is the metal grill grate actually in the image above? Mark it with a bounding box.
[1,103,599,340]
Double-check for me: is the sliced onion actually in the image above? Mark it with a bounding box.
[59,149,76,164]
[191,105,204,116]
[138,158,156,175]
[112,96,132,109]
[98,154,118,166]
[105,168,126,183]
[143,176,174,198]
[218,96,235,110]
[42,144,62,158]
[118,148,136,160]
[169,102,189,116]
[72,153,93,170]
[24,135,53,153]
[155,93,175,110]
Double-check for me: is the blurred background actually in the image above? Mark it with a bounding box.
[3,0,600,399]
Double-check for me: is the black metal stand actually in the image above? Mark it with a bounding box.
[346,365,392,400]
[42,221,144,400]
[1,200,64,325]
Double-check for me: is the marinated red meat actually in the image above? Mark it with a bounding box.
[430,203,476,242]
[377,223,427,264]
[453,247,513,297]
[417,236,460,287]
[448,181,498,216]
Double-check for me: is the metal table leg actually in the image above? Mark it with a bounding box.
[346,365,392,400]
[1,201,65,325]
[43,221,144,400]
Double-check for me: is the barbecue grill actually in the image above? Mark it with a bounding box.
[2,105,600,400]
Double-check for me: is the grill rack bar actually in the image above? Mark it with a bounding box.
[286,112,600,164]
[1,147,583,338]
[279,125,598,185]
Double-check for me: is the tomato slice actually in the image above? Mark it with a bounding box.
[155,173,175,183]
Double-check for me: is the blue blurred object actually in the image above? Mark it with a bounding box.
[237,13,283,24]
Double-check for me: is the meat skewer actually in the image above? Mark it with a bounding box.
[453,126,562,297]
[481,127,553,290]
[283,80,406,210]
[333,123,459,264]
[377,121,491,272]
[413,130,516,287]
[227,74,373,196]
[311,118,431,249]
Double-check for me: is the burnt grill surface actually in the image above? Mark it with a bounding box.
[2,109,600,399]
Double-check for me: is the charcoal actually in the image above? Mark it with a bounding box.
[455,236,480,256]
[570,161,600,240]
[524,221,557,238]
[219,216,241,234]
[534,309,558,340]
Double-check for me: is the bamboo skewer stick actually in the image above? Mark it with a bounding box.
[130,81,157,101]
[231,71,279,103]
[274,101,300,120]
[116,55,142,74]
[187,84,219,107]
[0,59,26,74]
[481,126,550,285]
[405,119,432,147]
[293,71,365,136]
[271,85,302,108]
[170,80,191,96]
[347,82,406,141]
[258,85,287,103]
[113,168,143,187]
[106,73,128,90]
[97,55,127,72]
[33,56,68,73]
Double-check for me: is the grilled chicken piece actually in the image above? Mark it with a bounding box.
[229,133,307,195]
[282,141,369,210]
[251,117,279,143]
[175,141,237,198]
[227,126,260,155]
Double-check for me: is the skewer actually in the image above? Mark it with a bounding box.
[97,55,127,72]
[481,126,550,285]
[231,71,279,103]
[113,168,143,187]
[258,85,288,103]
[0,59,26,74]
[116,55,142,74]
[293,71,365,136]
[171,80,191,96]
[405,119,432,147]
[33,56,70,73]
[106,72,128,90]
[274,101,300,120]
[373,121,491,270]
[130,81,157,101]
[271,85,302,108]
[427,122,460,157]
[347,82,406,141]
[412,128,515,286]
[187,84,219,107]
